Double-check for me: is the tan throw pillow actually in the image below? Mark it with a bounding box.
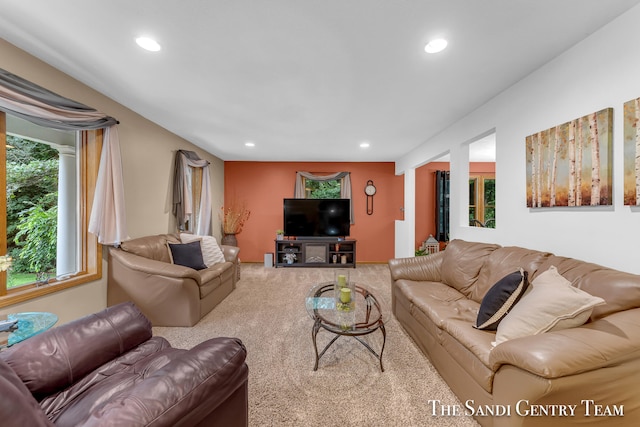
[493,266,605,346]
[180,233,226,267]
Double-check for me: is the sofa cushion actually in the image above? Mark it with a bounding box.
[396,280,468,329]
[393,281,447,344]
[471,246,551,303]
[120,234,180,263]
[440,240,500,298]
[81,337,247,427]
[474,268,529,330]
[535,255,640,321]
[40,337,172,425]
[168,241,208,270]
[180,233,226,267]
[494,266,605,346]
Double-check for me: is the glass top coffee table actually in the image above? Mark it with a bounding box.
[0,312,58,348]
[305,281,386,372]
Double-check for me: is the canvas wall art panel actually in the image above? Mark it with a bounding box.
[525,108,612,208]
[623,97,640,206]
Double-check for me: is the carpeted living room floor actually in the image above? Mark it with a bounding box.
[154,263,479,427]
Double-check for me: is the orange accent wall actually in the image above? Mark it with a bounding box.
[224,162,403,263]
[415,161,495,250]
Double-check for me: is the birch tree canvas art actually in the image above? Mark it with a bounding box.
[525,108,612,208]
[623,97,640,205]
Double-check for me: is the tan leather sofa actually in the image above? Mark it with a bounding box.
[389,239,640,427]
[108,233,239,327]
[0,302,248,427]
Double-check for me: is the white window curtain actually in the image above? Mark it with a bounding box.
[0,68,127,245]
[294,171,354,223]
[88,126,128,245]
[172,150,212,235]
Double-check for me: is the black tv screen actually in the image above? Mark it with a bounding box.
[283,198,350,238]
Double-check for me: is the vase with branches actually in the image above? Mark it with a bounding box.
[220,201,250,246]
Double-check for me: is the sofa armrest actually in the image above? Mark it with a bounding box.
[388,252,444,282]
[221,245,240,263]
[83,337,248,427]
[489,308,640,379]
[0,302,151,400]
[109,248,201,282]
[108,248,203,327]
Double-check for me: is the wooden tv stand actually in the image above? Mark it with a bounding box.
[274,239,356,268]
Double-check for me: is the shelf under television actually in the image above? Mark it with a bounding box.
[274,238,356,268]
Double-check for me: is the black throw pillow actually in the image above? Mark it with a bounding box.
[474,268,529,330]
[167,241,207,270]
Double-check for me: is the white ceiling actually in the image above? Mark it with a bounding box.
[1,0,639,162]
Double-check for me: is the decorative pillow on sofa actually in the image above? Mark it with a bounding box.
[167,241,207,270]
[180,233,226,267]
[493,266,605,346]
[474,268,529,330]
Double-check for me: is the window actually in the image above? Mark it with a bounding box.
[183,166,203,233]
[1,111,102,306]
[435,170,450,241]
[294,171,352,226]
[469,175,496,228]
[468,132,496,229]
[303,177,341,199]
[6,134,62,289]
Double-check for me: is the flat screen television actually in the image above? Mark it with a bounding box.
[283,198,350,238]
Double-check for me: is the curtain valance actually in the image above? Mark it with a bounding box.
[294,171,354,224]
[0,68,118,130]
[0,68,127,245]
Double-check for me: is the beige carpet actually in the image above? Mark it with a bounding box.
[154,263,479,427]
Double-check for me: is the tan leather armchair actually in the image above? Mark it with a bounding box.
[107,234,239,326]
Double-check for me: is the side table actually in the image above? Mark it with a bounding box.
[0,312,58,348]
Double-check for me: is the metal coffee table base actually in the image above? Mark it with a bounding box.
[312,318,386,372]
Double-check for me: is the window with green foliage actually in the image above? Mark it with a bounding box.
[6,136,59,288]
[469,175,496,228]
[304,178,341,199]
[1,110,102,306]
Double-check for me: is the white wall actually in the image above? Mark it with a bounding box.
[395,168,415,258]
[396,5,640,274]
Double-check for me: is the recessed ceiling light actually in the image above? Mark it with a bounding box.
[245,142,255,148]
[135,37,161,52]
[360,142,370,148]
[424,38,448,54]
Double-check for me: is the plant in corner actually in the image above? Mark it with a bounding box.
[276,229,284,240]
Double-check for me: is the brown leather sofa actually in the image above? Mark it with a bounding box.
[0,302,248,427]
[389,239,640,427]
[108,233,239,326]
